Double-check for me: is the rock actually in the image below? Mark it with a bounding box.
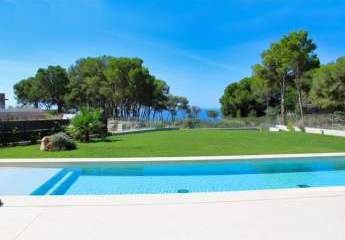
[40,136,52,151]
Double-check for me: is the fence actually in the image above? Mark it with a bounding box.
[302,114,345,130]
[107,119,173,133]
[221,114,345,130]
[107,117,276,132]
[107,114,345,131]
[0,119,70,146]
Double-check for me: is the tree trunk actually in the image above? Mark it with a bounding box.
[57,103,63,113]
[295,69,304,128]
[296,82,304,127]
[280,77,286,125]
[84,132,90,143]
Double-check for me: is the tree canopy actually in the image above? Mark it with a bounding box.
[219,30,345,124]
[220,77,265,117]
[310,57,345,111]
[14,56,190,121]
[14,66,69,112]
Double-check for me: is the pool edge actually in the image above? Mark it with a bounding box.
[2,186,345,207]
[1,152,345,166]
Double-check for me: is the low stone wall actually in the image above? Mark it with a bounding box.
[107,120,141,133]
[304,127,324,134]
[111,127,179,135]
[305,127,345,137]
[270,125,345,137]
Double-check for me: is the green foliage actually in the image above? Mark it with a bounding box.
[182,119,200,129]
[216,116,275,129]
[287,120,295,132]
[220,77,265,117]
[0,120,69,146]
[67,56,177,120]
[14,77,40,108]
[251,65,277,112]
[310,57,345,111]
[166,95,191,122]
[14,56,186,121]
[189,105,201,120]
[220,30,324,124]
[50,132,76,151]
[281,31,319,126]
[67,108,105,143]
[206,110,219,121]
[259,33,295,124]
[14,66,69,112]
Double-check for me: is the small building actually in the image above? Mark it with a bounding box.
[0,93,7,110]
[0,109,48,121]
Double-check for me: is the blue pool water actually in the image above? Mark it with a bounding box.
[2,157,345,195]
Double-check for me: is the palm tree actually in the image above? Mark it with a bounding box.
[67,108,104,142]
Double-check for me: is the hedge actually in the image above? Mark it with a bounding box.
[0,119,69,146]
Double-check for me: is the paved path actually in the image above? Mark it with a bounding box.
[1,187,345,240]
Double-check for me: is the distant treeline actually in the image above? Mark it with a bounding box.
[14,56,200,121]
[220,30,345,126]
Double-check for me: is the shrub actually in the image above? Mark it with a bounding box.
[287,120,295,132]
[67,108,105,142]
[182,119,200,129]
[50,132,76,151]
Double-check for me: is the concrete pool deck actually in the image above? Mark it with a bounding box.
[2,187,345,240]
[2,153,345,240]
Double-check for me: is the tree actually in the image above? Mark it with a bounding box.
[67,56,179,121]
[206,110,219,121]
[220,77,264,117]
[261,38,292,125]
[14,55,186,120]
[310,57,345,111]
[151,79,170,120]
[282,31,319,126]
[189,105,201,120]
[177,96,190,119]
[14,66,69,112]
[166,95,180,122]
[35,66,70,112]
[252,64,277,114]
[67,57,108,110]
[14,77,40,108]
[165,95,191,122]
[220,82,239,117]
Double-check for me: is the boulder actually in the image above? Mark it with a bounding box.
[40,136,52,151]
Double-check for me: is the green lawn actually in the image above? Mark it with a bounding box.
[1,129,345,158]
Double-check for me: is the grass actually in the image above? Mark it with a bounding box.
[1,129,345,158]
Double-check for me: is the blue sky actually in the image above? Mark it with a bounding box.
[0,0,345,108]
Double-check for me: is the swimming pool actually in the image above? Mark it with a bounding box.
[2,156,345,195]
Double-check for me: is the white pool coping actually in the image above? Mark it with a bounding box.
[2,186,345,207]
[1,152,345,165]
